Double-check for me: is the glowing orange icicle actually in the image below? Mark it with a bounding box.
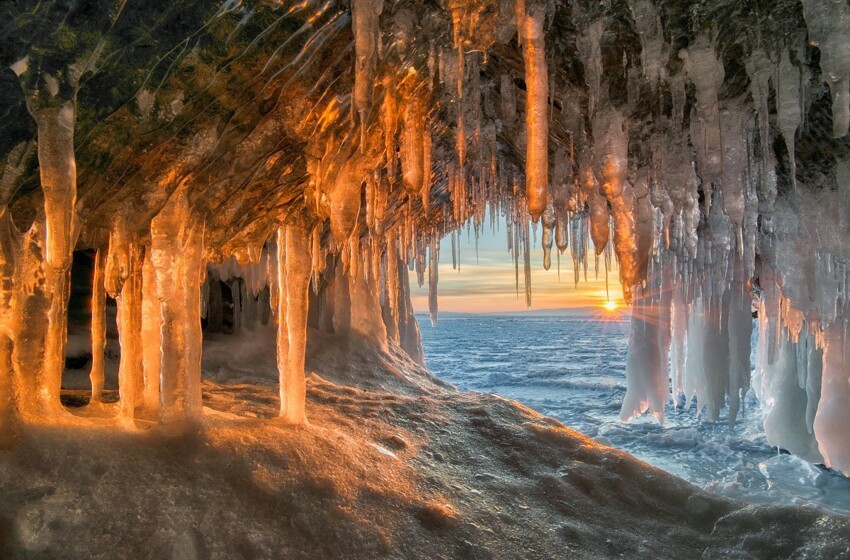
[522,5,549,222]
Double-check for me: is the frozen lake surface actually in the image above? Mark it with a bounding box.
[418,314,850,516]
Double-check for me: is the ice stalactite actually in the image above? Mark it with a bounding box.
[150,187,205,427]
[88,248,107,404]
[681,34,724,205]
[577,20,604,119]
[801,0,850,138]
[350,0,384,146]
[626,0,666,90]
[428,235,439,327]
[329,156,365,244]
[401,96,427,197]
[348,252,388,351]
[775,50,802,191]
[276,223,311,424]
[522,3,548,222]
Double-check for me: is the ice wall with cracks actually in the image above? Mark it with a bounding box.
[0,0,848,475]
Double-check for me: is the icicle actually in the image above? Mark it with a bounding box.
[351,0,385,145]
[382,83,399,181]
[401,96,426,196]
[428,235,439,326]
[541,202,555,270]
[776,50,802,191]
[522,4,549,222]
[329,156,365,244]
[814,320,850,474]
[801,0,850,137]
[681,34,724,191]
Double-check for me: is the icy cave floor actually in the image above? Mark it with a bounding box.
[2,331,849,560]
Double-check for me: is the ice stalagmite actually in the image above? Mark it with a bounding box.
[276,223,311,424]
[88,248,107,404]
[351,0,384,145]
[150,187,205,427]
[522,4,548,222]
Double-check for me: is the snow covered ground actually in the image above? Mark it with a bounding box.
[3,326,846,558]
[418,314,850,517]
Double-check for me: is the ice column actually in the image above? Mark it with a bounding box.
[150,187,205,426]
[619,272,672,422]
[522,4,549,222]
[814,321,850,474]
[117,242,143,420]
[88,248,107,403]
[34,99,78,418]
[0,208,18,442]
[276,223,311,424]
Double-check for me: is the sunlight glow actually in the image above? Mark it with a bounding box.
[603,300,618,312]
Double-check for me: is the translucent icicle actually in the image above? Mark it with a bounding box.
[776,50,802,191]
[428,235,439,326]
[351,0,384,145]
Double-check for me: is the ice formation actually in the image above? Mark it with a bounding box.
[0,0,848,479]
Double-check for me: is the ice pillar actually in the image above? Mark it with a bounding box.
[813,321,850,475]
[89,248,107,403]
[35,101,78,418]
[150,187,205,426]
[0,207,18,443]
[276,223,311,424]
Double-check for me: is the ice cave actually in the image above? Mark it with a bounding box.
[0,0,849,557]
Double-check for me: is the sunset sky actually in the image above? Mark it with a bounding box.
[409,218,626,314]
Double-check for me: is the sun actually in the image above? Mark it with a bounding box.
[602,300,618,312]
